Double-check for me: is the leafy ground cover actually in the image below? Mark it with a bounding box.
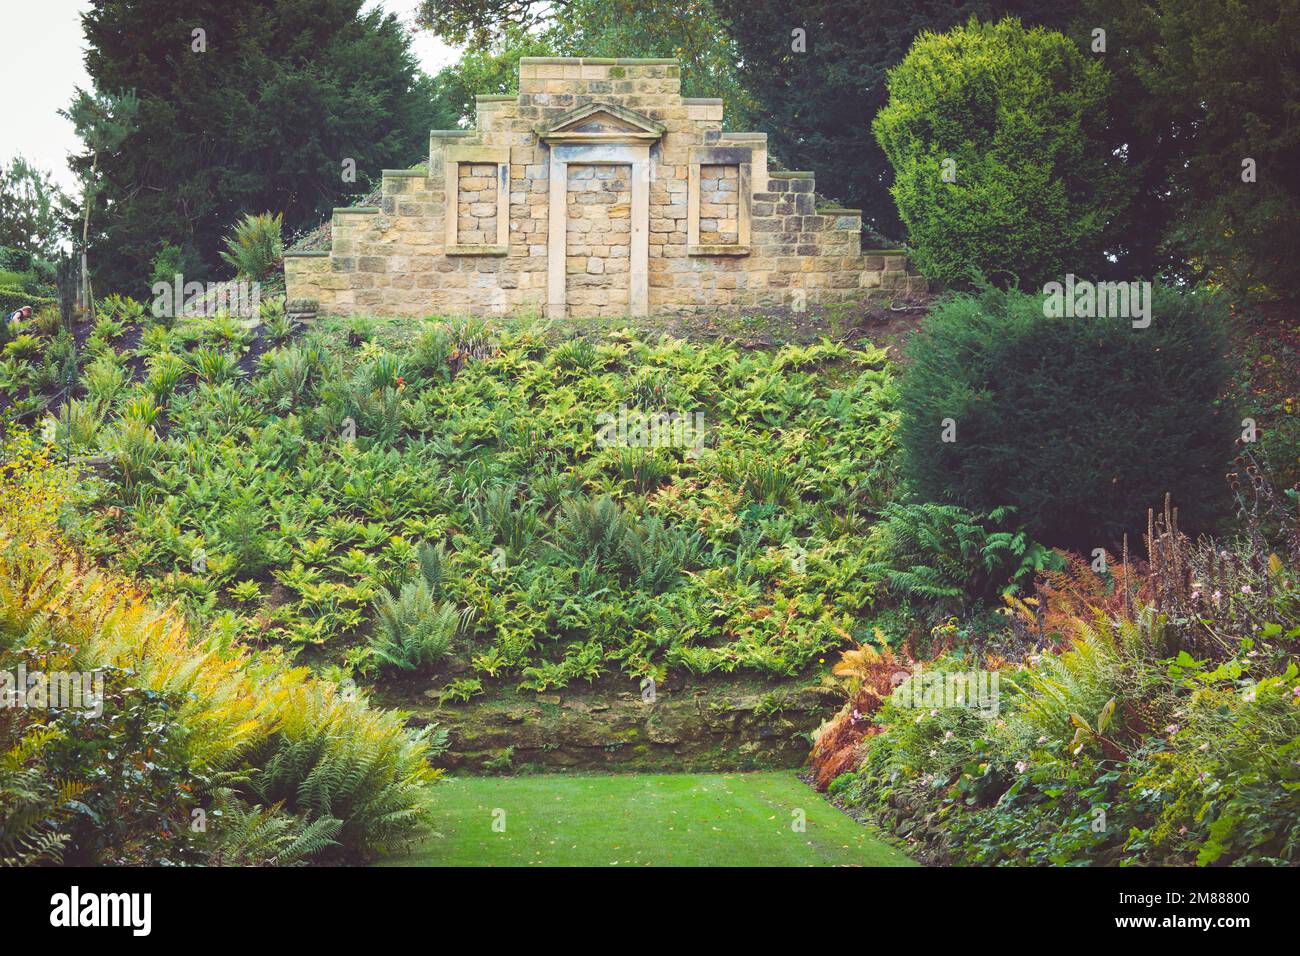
[814,455,1300,866]
[5,288,1297,868]
[9,299,912,694]
[379,771,914,867]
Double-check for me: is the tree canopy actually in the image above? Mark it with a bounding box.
[1082,0,1300,294]
[421,0,755,129]
[76,0,440,292]
[712,0,1079,239]
[0,158,73,261]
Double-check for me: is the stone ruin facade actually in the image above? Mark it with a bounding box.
[284,57,925,319]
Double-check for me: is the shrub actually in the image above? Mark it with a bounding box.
[0,437,440,863]
[556,494,631,569]
[4,334,40,360]
[145,352,187,403]
[120,393,162,428]
[219,212,284,279]
[873,17,1125,288]
[368,543,466,673]
[825,449,1300,866]
[214,496,278,579]
[53,398,104,451]
[898,286,1235,549]
[408,325,452,380]
[189,346,242,385]
[471,482,543,560]
[621,515,701,593]
[0,286,54,317]
[96,293,146,324]
[837,605,1300,866]
[551,337,598,373]
[259,298,295,343]
[257,344,323,411]
[865,502,1060,613]
[97,418,160,488]
[148,240,203,296]
[82,355,128,404]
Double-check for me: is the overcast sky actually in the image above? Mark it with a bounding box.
[0,0,461,194]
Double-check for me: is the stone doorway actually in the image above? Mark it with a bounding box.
[565,163,632,317]
[546,143,651,319]
[541,103,662,319]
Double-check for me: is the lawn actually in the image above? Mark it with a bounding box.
[380,771,915,867]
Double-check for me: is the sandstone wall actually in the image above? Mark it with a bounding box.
[565,164,632,316]
[285,57,925,318]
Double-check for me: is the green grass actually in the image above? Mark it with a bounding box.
[380,771,915,867]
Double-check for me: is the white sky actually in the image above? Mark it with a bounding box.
[0,0,461,194]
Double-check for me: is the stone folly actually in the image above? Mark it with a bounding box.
[285,57,925,319]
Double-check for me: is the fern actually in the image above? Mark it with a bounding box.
[206,790,341,866]
[369,588,463,672]
[473,483,542,559]
[367,543,469,673]
[866,502,1060,611]
[621,515,701,593]
[556,494,631,569]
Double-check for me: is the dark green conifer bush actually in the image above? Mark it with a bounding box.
[898,285,1236,548]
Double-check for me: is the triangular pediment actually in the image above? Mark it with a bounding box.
[537,103,665,144]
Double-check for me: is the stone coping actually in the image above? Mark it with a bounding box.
[382,169,428,177]
[519,56,679,66]
[768,170,814,179]
[283,251,329,258]
[333,207,380,214]
[683,97,724,105]
[817,207,863,215]
[476,95,516,103]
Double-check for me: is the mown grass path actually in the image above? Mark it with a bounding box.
[380,772,915,867]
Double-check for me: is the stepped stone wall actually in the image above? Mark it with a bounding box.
[284,57,925,319]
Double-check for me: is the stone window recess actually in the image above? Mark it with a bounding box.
[688,146,751,256]
[444,146,510,256]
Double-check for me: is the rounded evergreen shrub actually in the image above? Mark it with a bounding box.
[898,285,1236,549]
[872,17,1126,289]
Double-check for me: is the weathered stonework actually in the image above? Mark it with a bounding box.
[285,57,926,318]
